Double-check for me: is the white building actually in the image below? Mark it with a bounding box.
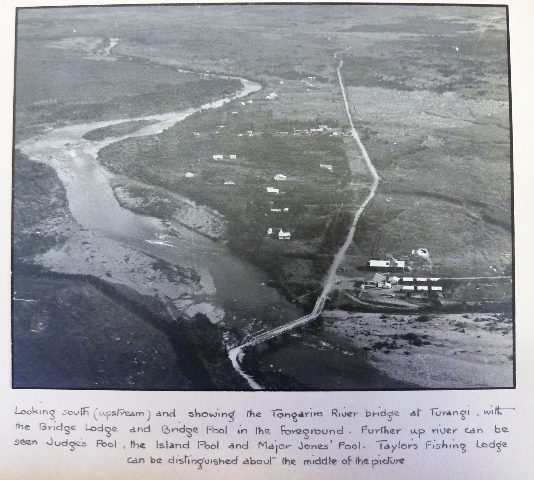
[278,229,291,240]
[224,181,235,185]
[368,259,391,269]
[267,227,273,235]
[185,172,195,178]
[213,154,223,160]
[414,248,430,259]
[274,174,287,181]
[320,164,333,172]
[431,286,443,291]
[417,285,429,291]
[402,285,415,291]
[394,260,406,269]
[266,187,279,194]
[416,277,428,282]
[229,154,237,160]
[271,208,281,212]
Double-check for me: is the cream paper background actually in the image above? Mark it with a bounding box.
[1,1,533,478]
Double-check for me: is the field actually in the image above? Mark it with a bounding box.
[337,9,512,279]
[96,98,368,301]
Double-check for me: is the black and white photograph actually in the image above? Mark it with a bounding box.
[12,3,514,391]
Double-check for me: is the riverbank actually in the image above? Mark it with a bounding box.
[109,176,228,241]
[322,310,513,388]
[13,152,247,389]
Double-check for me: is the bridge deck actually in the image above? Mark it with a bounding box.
[239,312,320,348]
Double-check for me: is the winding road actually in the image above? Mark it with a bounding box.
[230,52,381,388]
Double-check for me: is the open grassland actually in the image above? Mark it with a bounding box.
[15,27,241,139]
[334,8,512,280]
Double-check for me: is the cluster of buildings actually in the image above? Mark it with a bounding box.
[212,153,237,161]
[273,125,347,138]
[360,252,443,302]
[267,227,291,240]
[266,172,291,240]
[399,277,443,293]
[361,274,443,294]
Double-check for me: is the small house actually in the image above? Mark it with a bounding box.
[266,187,279,194]
[416,277,428,282]
[402,285,415,291]
[274,174,287,181]
[229,154,237,160]
[431,286,443,291]
[224,181,235,185]
[417,285,429,291]
[320,164,333,172]
[213,154,223,160]
[185,172,195,178]
[402,277,414,283]
[278,229,291,240]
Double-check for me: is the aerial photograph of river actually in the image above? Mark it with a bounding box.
[12,4,513,390]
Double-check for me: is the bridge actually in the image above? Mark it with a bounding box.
[238,296,327,349]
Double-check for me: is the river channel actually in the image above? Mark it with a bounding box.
[17,75,303,345]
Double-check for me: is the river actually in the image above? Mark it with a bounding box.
[17,74,303,353]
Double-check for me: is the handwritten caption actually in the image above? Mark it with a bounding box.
[11,403,515,470]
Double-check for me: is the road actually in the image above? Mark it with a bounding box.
[444,276,512,281]
[230,52,380,387]
[312,52,381,316]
